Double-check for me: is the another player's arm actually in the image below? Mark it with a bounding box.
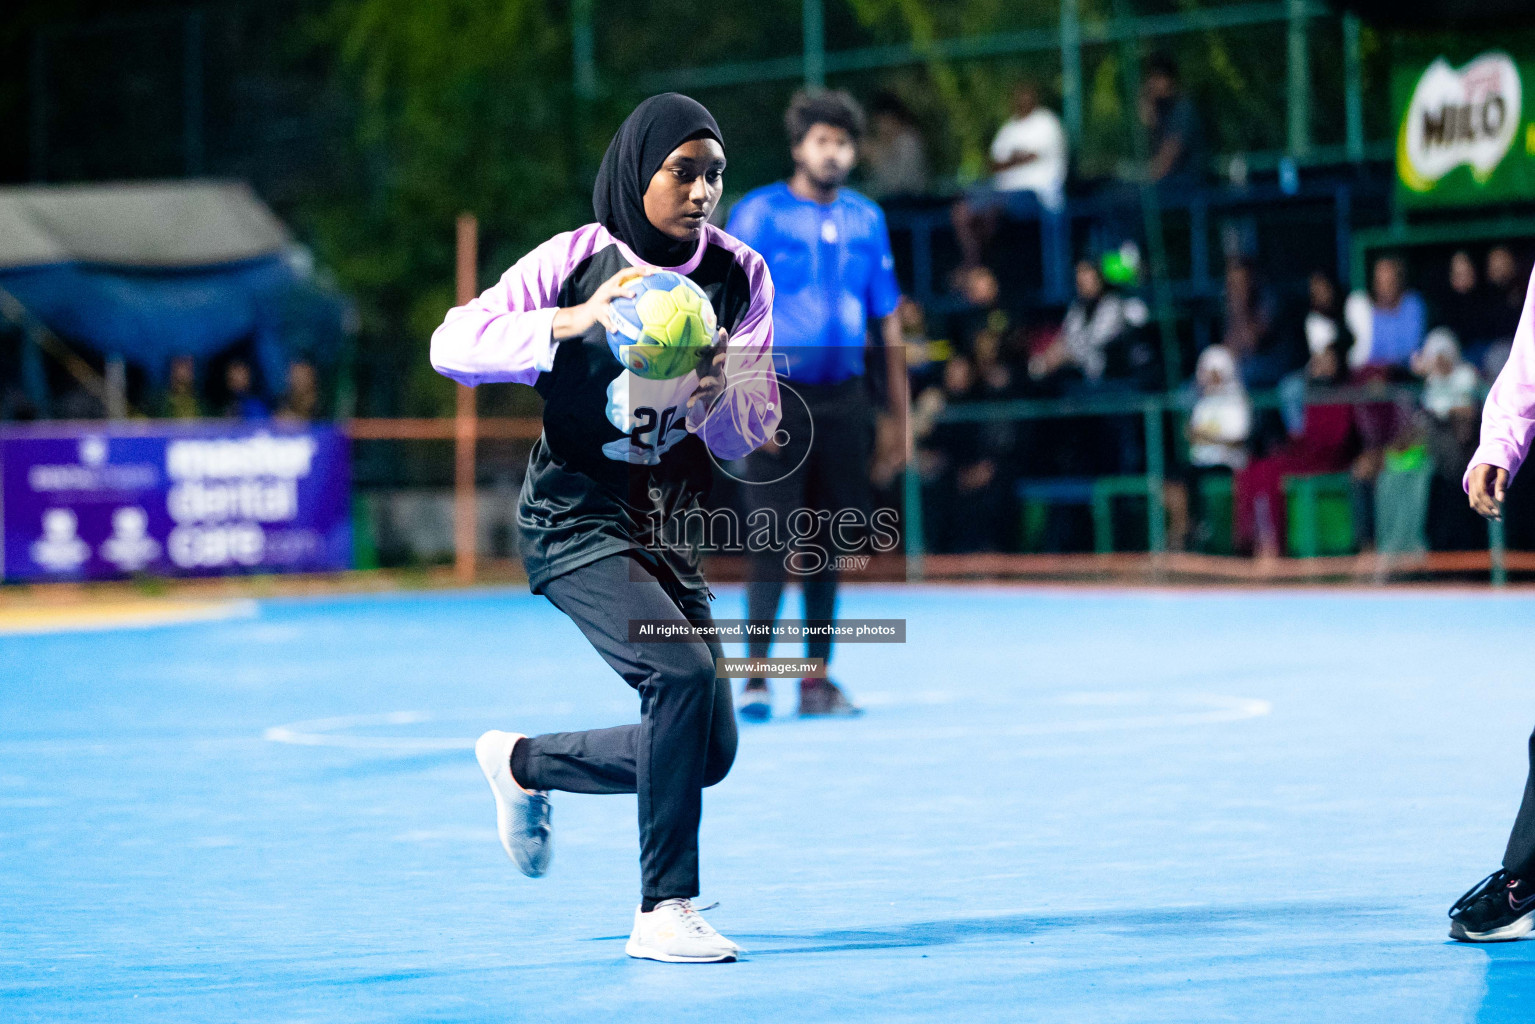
[1466,268,1535,521]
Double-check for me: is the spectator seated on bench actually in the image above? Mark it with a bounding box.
[915,354,1012,553]
[1234,342,1357,558]
[1166,345,1250,553]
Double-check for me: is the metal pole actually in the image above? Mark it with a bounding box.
[572,0,597,185]
[1059,0,1084,146]
[1343,13,1364,163]
[183,10,204,176]
[910,214,934,306]
[454,214,480,585]
[21,323,50,416]
[1190,197,1209,290]
[573,0,597,101]
[803,0,825,88]
[1143,402,1166,554]
[1111,0,1179,391]
[897,337,924,581]
[1285,0,1309,158]
[1334,185,1352,288]
[333,301,359,420]
[903,464,925,581]
[29,31,47,181]
[105,355,127,420]
[1491,518,1508,589]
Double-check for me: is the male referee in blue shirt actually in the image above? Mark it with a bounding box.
[726,90,907,720]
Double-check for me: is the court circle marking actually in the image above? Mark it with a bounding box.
[263,693,1270,752]
[263,704,623,752]
[853,691,1271,737]
[264,711,471,751]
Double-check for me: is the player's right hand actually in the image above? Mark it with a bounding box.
[555,266,652,340]
[1468,463,1509,521]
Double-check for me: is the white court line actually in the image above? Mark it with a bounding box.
[262,710,469,751]
[821,691,1272,741]
[263,702,634,751]
[264,693,1269,752]
[996,693,1271,737]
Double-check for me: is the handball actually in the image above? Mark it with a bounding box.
[606,271,718,381]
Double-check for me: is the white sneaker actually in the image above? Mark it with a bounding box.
[625,899,742,963]
[474,730,552,877]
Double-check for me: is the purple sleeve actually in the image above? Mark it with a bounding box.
[1466,267,1535,490]
[693,234,782,460]
[430,227,598,387]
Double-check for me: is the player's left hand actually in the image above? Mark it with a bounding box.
[688,329,729,416]
[1469,463,1508,521]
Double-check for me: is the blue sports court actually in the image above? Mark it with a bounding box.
[4,585,1535,1022]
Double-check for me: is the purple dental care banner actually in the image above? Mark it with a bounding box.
[0,422,351,582]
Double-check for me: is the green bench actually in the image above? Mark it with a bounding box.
[1196,473,1234,555]
[1018,475,1157,554]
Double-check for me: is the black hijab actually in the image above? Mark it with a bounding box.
[592,93,723,268]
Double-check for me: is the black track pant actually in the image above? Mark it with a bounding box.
[1504,729,1535,878]
[519,552,737,901]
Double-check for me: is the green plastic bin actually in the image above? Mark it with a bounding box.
[1197,473,1234,555]
[1283,472,1354,557]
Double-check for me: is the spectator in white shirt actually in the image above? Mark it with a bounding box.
[951,81,1069,270]
[861,92,929,200]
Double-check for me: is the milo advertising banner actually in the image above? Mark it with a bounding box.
[0,422,351,582]
[1395,49,1535,207]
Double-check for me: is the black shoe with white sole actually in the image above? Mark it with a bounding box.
[1449,869,1535,942]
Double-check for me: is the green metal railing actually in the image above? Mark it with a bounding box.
[579,0,1369,167]
[902,383,1509,582]
[1352,219,1535,295]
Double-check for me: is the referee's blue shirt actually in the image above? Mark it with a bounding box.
[726,182,901,385]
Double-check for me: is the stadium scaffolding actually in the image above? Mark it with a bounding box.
[357,380,1512,589]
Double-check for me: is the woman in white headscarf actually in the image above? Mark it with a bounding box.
[1168,345,1252,550]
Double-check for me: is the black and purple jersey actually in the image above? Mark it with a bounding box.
[431,222,779,592]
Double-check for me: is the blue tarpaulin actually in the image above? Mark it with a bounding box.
[0,181,346,394]
[0,257,296,390]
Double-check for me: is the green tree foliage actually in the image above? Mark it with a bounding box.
[298,0,1375,414]
[301,0,612,415]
